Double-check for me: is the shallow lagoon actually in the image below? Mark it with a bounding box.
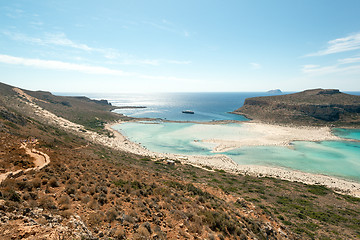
[114,122,360,182]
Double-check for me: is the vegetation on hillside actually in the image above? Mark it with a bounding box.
[1,82,360,239]
[233,89,360,126]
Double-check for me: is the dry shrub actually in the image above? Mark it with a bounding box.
[88,199,99,210]
[38,195,56,209]
[88,211,105,226]
[115,198,123,206]
[2,179,18,191]
[37,216,48,225]
[81,195,91,204]
[60,209,73,219]
[22,192,31,201]
[28,199,38,208]
[17,180,32,191]
[108,193,116,201]
[58,195,71,210]
[89,186,96,195]
[41,178,48,185]
[80,186,88,193]
[187,221,203,234]
[133,226,150,239]
[59,195,70,205]
[114,227,126,240]
[106,208,118,222]
[31,178,41,188]
[48,177,59,187]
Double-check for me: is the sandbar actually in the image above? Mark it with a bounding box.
[203,122,342,152]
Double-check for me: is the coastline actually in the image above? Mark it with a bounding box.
[15,89,360,198]
[105,120,360,198]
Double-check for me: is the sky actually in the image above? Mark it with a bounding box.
[1,0,360,93]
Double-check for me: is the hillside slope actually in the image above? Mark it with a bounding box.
[233,89,360,126]
[1,82,360,239]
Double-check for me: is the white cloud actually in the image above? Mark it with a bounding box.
[0,54,192,82]
[3,31,93,51]
[3,31,191,66]
[302,63,360,75]
[302,55,360,75]
[114,59,191,66]
[306,33,360,56]
[250,62,261,69]
[4,7,24,19]
[45,33,93,51]
[338,57,360,64]
[0,54,128,76]
[144,20,190,37]
[29,21,44,26]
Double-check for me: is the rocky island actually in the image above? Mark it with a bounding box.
[267,89,282,94]
[233,88,360,126]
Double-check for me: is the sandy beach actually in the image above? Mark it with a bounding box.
[203,122,342,152]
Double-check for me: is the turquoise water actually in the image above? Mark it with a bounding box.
[112,122,248,155]
[56,91,360,181]
[333,128,360,141]
[114,122,360,182]
[227,141,360,181]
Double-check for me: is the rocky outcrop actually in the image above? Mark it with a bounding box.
[233,89,360,126]
[73,97,112,106]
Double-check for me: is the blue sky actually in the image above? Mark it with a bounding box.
[1,0,360,92]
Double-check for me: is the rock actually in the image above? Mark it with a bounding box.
[141,222,152,233]
[0,199,7,211]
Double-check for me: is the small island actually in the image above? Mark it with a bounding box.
[267,89,282,94]
[233,88,360,126]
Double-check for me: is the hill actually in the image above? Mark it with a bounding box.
[233,89,360,126]
[1,82,360,239]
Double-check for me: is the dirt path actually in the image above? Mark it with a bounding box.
[0,143,50,184]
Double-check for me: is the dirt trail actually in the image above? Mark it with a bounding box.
[0,143,50,184]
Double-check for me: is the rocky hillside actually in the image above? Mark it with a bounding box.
[233,89,360,126]
[1,82,360,239]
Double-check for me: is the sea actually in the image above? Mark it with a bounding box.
[58,92,360,182]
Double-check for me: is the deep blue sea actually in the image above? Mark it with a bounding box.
[57,91,360,182]
[61,92,290,121]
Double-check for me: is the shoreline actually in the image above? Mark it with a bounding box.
[13,86,360,197]
[106,120,360,198]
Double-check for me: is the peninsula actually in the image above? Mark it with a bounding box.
[233,88,360,126]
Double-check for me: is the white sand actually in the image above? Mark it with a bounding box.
[203,122,341,152]
[13,89,360,197]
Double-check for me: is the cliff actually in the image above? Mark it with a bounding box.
[233,89,360,126]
